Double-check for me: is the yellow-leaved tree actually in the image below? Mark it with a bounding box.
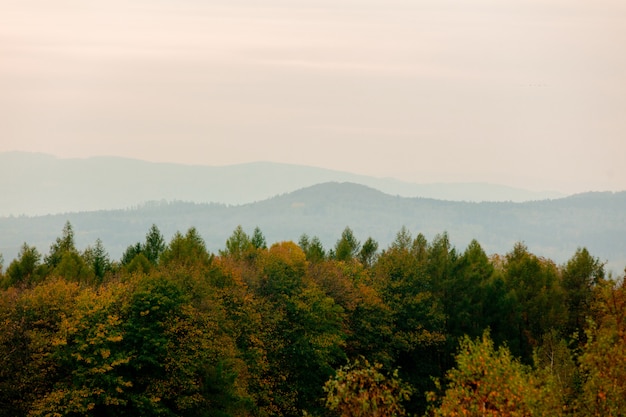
[429,331,540,417]
[323,358,412,417]
[577,276,626,416]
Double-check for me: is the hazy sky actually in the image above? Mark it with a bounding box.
[1,0,625,193]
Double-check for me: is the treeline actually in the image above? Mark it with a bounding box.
[0,222,624,416]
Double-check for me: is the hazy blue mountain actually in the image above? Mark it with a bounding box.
[0,152,563,216]
[1,182,624,273]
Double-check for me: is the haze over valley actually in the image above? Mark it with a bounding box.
[0,152,566,217]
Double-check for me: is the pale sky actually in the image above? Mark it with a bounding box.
[1,0,625,194]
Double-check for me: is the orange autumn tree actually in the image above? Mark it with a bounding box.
[430,330,539,417]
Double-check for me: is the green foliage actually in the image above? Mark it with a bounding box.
[335,227,361,262]
[427,232,457,290]
[299,233,326,263]
[160,227,213,270]
[562,247,605,343]
[502,242,567,361]
[324,358,412,417]
[144,224,166,265]
[53,250,94,283]
[250,226,267,250]
[373,228,446,412]
[5,243,43,287]
[531,330,578,415]
[83,238,112,281]
[285,284,346,412]
[121,224,166,268]
[358,237,379,268]
[44,221,76,269]
[126,252,152,275]
[121,242,144,266]
[221,225,253,260]
[258,241,308,298]
[39,221,98,283]
[446,240,495,338]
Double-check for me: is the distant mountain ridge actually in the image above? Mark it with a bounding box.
[0,152,564,216]
[1,181,624,273]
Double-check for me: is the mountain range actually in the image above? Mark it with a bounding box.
[1,181,624,273]
[0,152,564,216]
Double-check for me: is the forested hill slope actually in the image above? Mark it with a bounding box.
[1,182,624,272]
[0,152,563,216]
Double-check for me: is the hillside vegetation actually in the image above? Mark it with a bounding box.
[1,182,624,271]
[1,221,625,416]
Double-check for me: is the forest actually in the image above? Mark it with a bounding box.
[1,221,624,416]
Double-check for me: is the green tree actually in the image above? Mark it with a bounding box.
[299,234,326,263]
[125,261,252,416]
[125,252,152,275]
[373,228,445,413]
[160,227,213,270]
[221,225,252,260]
[83,238,112,282]
[428,232,457,293]
[45,221,77,269]
[258,241,308,298]
[358,237,379,268]
[561,247,605,343]
[55,251,94,283]
[250,226,267,250]
[286,284,346,412]
[335,227,361,262]
[256,242,346,414]
[121,224,166,268]
[503,242,566,361]
[447,240,494,338]
[5,243,42,287]
[438,239,509,370]
[144,224,166,265]
[531,330,578,416]
[324,359,412,417]
[121,242,144,267]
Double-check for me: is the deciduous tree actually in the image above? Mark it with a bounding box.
[430,331,539,417]
[577,277,626,416]
[324,359,412,417]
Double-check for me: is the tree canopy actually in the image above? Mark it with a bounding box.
[0,222,622,417]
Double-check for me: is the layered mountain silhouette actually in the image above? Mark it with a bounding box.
[1,181,624,272]
[0,152,563,216]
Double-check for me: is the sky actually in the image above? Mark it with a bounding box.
[1,0,625,194]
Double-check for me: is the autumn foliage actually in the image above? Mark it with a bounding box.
[0,223,623,416]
